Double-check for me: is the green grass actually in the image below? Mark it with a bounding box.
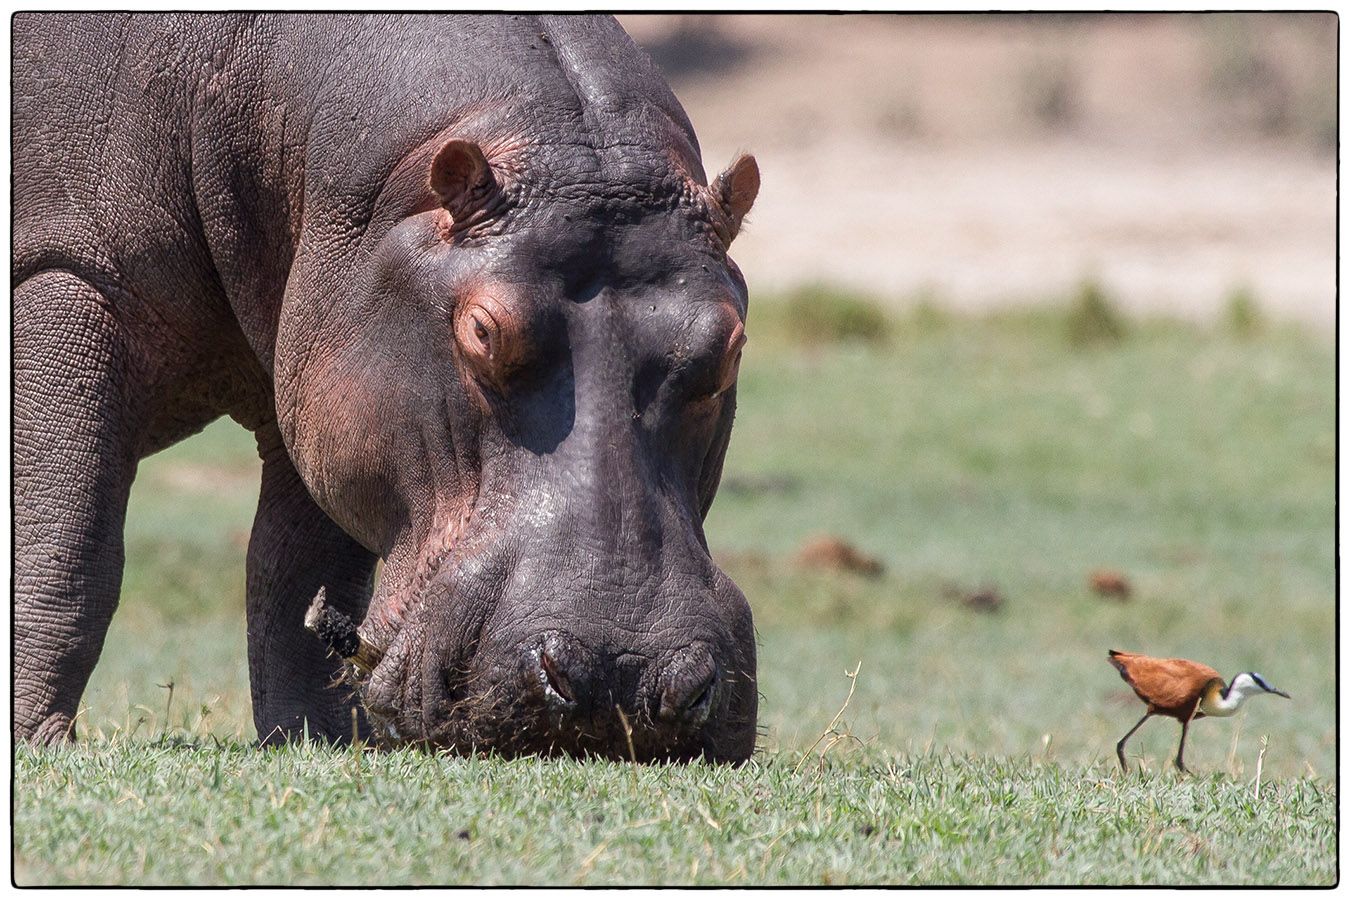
[15,294,1335,885]
[14,746,1333,885]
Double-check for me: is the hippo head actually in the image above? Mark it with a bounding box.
[275,129,760,762]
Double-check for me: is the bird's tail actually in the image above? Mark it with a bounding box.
[1107,649,1134,677]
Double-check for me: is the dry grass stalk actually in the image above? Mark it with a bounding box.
[794,661,862,774]
[615,705,639,789]
[157,680,175,733]
[351,706,364,794]
[1253,735,1269,802]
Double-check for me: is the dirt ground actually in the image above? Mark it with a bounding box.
[619,14,1336,325]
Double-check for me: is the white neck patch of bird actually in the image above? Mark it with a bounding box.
[1200,672,1288,716]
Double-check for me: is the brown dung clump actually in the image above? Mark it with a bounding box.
[1089,568,1132,600]
[794,535,884,577]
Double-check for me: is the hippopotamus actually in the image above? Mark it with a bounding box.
[13,13,760,762]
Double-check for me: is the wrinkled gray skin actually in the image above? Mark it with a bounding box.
[13,14,761,761]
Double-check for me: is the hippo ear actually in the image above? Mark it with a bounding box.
[709,154,760,244]
[429,139,499,224]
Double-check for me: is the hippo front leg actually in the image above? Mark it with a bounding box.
[14,272,142,744]
[246,423,377,745]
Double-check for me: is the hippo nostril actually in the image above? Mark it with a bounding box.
[539,650,576,705]
[688,677,714,714]
[659,665,718,725]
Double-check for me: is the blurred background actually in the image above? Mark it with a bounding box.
[620,13,1335,324]
[80,13,1334,781]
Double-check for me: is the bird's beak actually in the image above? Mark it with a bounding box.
[1271,688,1291,699]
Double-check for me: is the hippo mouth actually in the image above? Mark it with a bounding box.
[303,587,751,762]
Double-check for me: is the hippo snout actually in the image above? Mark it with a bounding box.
[353,537,759,762]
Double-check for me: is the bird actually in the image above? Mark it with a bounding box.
[1107,649,1289,774]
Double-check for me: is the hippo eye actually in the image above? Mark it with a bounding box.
[454,298,539,393]
[713,344,744,397]
[709,324,747,399]
[472,318,492,355]
[464,306,507,361]
[678,320,745,405]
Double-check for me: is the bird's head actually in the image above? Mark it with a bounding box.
[1228,671,1291,701]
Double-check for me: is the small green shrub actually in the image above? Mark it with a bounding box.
[1065,279,1127,346]
[782,284,891,345]
[1224,284,1264,337]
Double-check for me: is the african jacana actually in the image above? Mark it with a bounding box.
[1107,649,1289,773]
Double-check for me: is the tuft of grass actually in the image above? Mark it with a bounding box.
[1223,284,1264,337]
[1064,279,1127,347]
[775,284,891,346]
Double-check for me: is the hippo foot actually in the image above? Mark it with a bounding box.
[27,712,76,746]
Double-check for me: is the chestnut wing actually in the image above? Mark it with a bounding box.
[1109,651,1222,715]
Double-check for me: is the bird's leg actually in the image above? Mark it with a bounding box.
[1116,712,1152,773]
[1175,719,1191,774]
[1175,701,1201,774]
